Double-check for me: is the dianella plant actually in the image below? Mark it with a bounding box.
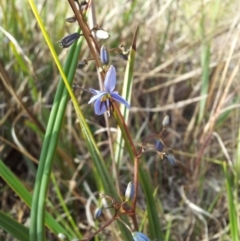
[1,0,240,240]
[24,0,177,240]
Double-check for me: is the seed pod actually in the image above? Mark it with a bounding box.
[94,207,103,220]
[125,181,134,201]
[58,33,81,48]
[119,45,129,61]
[100,46,109,65]
[162,115,170,127]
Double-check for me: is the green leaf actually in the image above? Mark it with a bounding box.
[0,160,71,237]
[0,211,29,241]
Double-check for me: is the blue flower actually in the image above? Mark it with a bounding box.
[132,232,151,241]
[88,65,130,115]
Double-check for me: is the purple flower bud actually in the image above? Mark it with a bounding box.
[94,207,103,220]
[65,16,77,23]
[125,181,134,201]
[165,150,176,165]
[58,33,81,48]
[162,115,170,127]
[132,232,151,241]
[156,140,164,152]
[77,59,88,69]
[100,46,109,65]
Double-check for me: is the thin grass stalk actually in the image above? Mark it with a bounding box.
[223,163,239,240]
[51,173,82,238]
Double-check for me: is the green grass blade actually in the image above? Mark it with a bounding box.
[198,43,210,123]
[115,28,137,167]
[27,3,83,239]
[0,160,72,237]
[223,163,239,240]
[0,211,29,241]
[27,2,131,240]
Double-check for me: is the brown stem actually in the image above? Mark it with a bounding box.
[81,216,117,241]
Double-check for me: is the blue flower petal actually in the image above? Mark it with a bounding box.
[104,65,116,92]
[88,91,107,104]
[89,88,102,95]
[94,97,107,115]
[111,92,130,108]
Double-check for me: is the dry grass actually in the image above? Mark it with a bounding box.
[1,0,240,240]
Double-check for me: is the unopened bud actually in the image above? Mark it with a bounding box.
[58,33,81,48]
[94,29,110,39]
[65,16,77,23]
[100,46,109,65]
[132,232,150,241]
[58,233,67,240]
[94,207,103,220]
[77,59,88,69]
[125,181,134,201]
[162,115,170,127]
[165,150,176,165]
[156,140,164,152]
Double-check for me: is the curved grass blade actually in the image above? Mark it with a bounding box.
[0,161,73,238]
[223,163,239,240]
[27,1,132,240]
[0,211,29,241]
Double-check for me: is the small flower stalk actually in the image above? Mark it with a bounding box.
[132,232,151,241]
[125,181,134,201]
[88,65,130,115]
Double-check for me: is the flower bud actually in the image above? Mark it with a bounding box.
[77,59,88,69]
[58,33,81,48]
[165,150,176,166]
[125,181,134,201]
[156,140,164,152]
[95,29,110,39]
[162,115,170,127]
[58,233,68,240]
[94,207,103,220]
[132,232,150,241]
[65,16,77,23]
[100,46,109,65]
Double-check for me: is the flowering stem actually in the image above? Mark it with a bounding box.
[112,102,139,230]
[68,0,120,193]
[81,216,117,241]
